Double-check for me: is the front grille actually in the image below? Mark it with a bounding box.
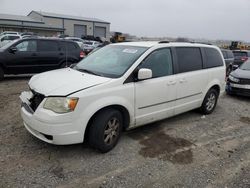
[29,90,45,112]
[239,78,250,85]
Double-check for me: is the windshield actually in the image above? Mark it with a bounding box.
[240,60,250,70]
[75,45,148,78]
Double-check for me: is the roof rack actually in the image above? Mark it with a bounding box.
[158,41,170,44]
[190,41,212,45]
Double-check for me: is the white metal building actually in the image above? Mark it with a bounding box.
[0,11,110,39]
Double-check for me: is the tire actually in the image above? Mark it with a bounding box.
[0,67,4,81]
[200,88,219,115]
[88,109,123,153]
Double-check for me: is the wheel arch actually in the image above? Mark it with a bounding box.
[84,104,131,142]
[204,79,223,97]
[210,84,220,94]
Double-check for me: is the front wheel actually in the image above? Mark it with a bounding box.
[88,109,123,153]
[200,89,219,115]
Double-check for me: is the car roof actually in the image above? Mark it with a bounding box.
[111,41,217,48]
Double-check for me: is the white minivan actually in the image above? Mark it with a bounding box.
[20,42,225,152]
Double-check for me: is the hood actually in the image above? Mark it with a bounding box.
[231,68,250,79]
[29,68,111,96]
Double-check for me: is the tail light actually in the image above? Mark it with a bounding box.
[80,51,85,58]
[241,56,248,62]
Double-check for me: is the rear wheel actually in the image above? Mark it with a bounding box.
[200,88,219,115]
[0,67,4,81]
[88,109,123,153]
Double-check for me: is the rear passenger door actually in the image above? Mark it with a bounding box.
[37,40,61,72]
[174,47,208,115]
[135,48,176,126]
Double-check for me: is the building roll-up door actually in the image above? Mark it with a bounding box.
[74,25,86,38]
[94,26,106,38]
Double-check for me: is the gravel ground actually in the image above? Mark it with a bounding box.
[0,76,250,188]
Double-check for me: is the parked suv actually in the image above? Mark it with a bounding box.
[20,42,225,152]
[221,49,234,76]
[0,38,84,80]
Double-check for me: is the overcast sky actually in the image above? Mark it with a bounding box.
[0,0,250,41]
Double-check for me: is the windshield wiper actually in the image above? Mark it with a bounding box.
[76,68,103,76]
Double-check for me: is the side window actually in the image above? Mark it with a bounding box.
[15,41,37,52]
[221,51,227,59]
[204,48,224,68]
[176,47,203,73]
[67,42,77,51]
[140,48,173,78]
[39,41,58,52]
[227,51,234,59]
[59,42,66,51]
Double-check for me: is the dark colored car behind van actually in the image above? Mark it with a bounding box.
[233,50,250,66]
[0,38,84,80]
[221,49,234,76]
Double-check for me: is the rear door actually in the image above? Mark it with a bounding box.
[135,48,176,126]
[37,40,61,72]
[63,42,81,65]
[5,40,38,74]
[174,47,208,115]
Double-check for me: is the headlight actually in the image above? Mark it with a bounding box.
[228,75,239,83]
[43,97,78,113]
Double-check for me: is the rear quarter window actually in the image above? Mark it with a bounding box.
[204,48,224,68]
[176,47,203,73]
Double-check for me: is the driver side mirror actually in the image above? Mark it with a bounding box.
[138,68,152,80]
[9,47,18,53]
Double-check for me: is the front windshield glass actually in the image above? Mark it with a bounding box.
[240,60,250,70]
[75,45,148,78]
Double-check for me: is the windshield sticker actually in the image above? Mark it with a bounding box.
[123,49,138,54]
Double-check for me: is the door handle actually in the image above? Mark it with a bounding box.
[59,53,64,55]
[179,78,187,83]
[167,80,177,86]
[31,53,37,56]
